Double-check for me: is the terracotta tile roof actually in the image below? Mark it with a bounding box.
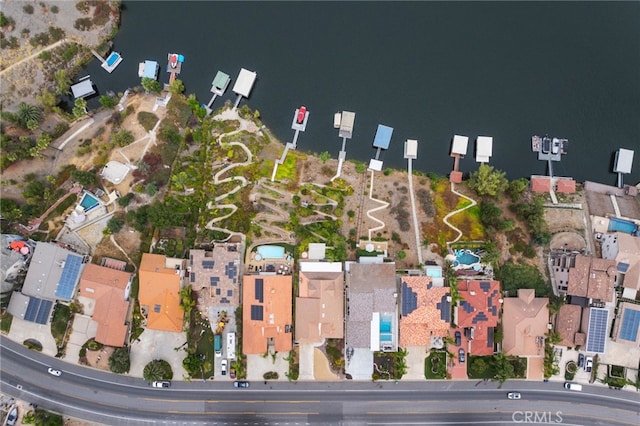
[79,264,132,347]
[189,246,240,306]
[450,171,463,183]
[399,276,450,346]
[502,289,549,357]
[531,176,551,193]
[568,255,616,302]
[556,178,576,193]
[455,280,501,356]
[242,275,292,354]
[555,304,582,346]
[295,271,344,344]
[138,253,184,332]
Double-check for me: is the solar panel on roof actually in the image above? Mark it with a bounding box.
[437,294,451,322]
[586,308,609,353]
[227,289,233,296]
[461,300,474,313]
[190,254,193,265]
[190,273,195,283]
[55,254,83,299]
[36,300,52,324]
[480,281,491,292]
[619,308,640,341]
[251,305,263,320]
[24,298,41,322]
[216,288,221,295]
[202,260,215,269]
[401,282,418,316]
[210,276,219,286]
[618,262,629,273]
[255,279,264,303]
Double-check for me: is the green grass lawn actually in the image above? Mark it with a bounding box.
[50,303,71,346]
[467,355,497,379]
[424,351,447,379]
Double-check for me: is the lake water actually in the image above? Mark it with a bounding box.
[81,1,640,185]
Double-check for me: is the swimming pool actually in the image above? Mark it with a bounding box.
[257,245,285,259]
[105,52,120,67]
[79,192,100,212]
[453,249,481,267]
[608,217,639,236]
[426,267,442,278]
[380,315,393,342]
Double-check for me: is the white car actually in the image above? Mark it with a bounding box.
[507,392,521,400]
[584,357,593,373]
[152,381,171,388]
[47,367,62,377]
[221,359,228,375]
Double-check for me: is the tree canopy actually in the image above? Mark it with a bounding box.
[467,164,509,197]
[496,261,550,297]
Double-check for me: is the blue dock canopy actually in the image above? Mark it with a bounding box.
[373,124,393,149]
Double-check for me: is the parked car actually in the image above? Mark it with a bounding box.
[577,353,585,368]
[221,359,228,375]
[152,381,171,388]
[230,368,236,379]
[454,331,461,346]
[564,382,582,391]
[47,367,62,377]
[584,356,593,373]
[297,106,307,124]
[458,348,465,363]
[507,392,521,400]
[234,381,250,388]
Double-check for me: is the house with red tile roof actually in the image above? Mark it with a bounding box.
[454,280,501,356]
[242,274,293,354]
[502,289,549,378]
[78,264,133,347]
[567,254,616,302]
[399,276,451,347]
[295,261,344,344]
[138,253,185,333]
[555,304,583,347]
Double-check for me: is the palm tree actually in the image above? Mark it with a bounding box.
[17,102,42,128]
[143,359,172,382]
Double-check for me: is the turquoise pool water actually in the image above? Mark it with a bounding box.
[453,249,480,267]
[426,267,442,278]
[105,52,120,66]
[80,192,100,212]
[380,315,393,342]
[257,245,285,259]
[608,218,639,236]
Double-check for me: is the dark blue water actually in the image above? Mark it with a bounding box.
[81,1,640,185]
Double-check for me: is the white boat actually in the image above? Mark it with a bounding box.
[334,112,341,128]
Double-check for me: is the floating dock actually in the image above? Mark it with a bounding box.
[166,53,184,84]
[91,49,123,73]
[475,136,493,163]
[71,75,96,99]
[449,134,469,183]
[207,71,231,110]
[138,60,159,80]
[369,124,393,171]
[232,68,257,110]
[613,148,635,189]
[331,111,356,181]
[531,134,569,178]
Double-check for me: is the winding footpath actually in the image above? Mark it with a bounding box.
[442,182,477,245]
[366,170,390,240]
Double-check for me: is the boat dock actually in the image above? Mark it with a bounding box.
[138,60,159,80]
[368,124,393,172]
[70,75,96,99]
[331,111,356,181]
[166,53,184,84]
[613,148,635,189]
[232,68,257,110]
[271,106,309,181]
[531,134,569,178]
[449,134,469,183]
[91,49,123,73]
[206,71,231,111]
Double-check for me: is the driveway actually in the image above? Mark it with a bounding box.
[404,346,427,380]
[208,305,237,380]
[345,348,373,380]
[65,314,98,364]
[129,329,188,381]
[246,353,289,381]
[7,317,58,357]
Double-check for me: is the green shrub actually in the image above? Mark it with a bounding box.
[137,111,159,131]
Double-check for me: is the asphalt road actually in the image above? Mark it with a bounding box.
[1,337,638,425]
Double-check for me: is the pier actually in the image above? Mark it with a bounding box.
[232,68,257,110]
[271,107,309,181]
[614,148,635,189]
[449,134,469,183]
[404,139,423,266]
[206,71,231,111]
[166,53,184,84]
[368,124,393,172]
[331,111,356,181]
